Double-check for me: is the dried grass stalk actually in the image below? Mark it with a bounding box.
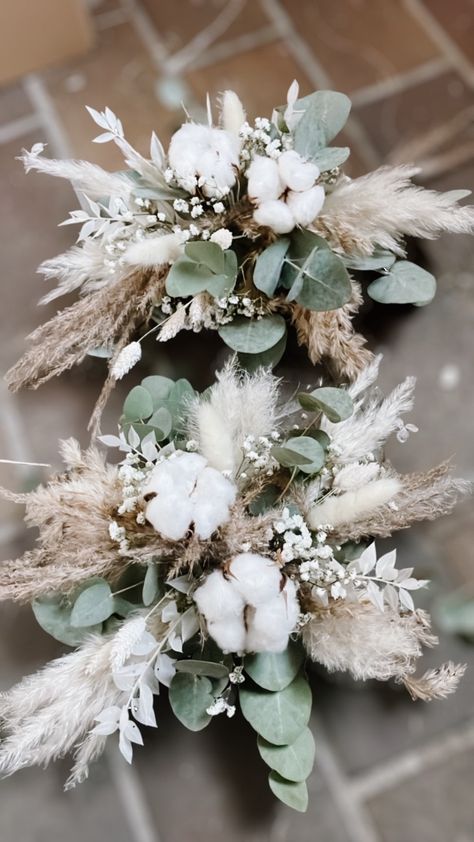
[403,662,466,701]
[289,282,373,381]
[6,267,166,392]
[331,463,471,542]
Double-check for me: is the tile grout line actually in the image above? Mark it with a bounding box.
[189,24,280,71]
[405,0,474,89]
[350,55,451,108]
[312,715,380,842]
[107,747,161,842]
[349,717,474,802]
[259,0,381,170]
[22,74,74,158]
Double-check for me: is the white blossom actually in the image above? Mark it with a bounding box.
[210,228,233,250]
[167,123,239,198]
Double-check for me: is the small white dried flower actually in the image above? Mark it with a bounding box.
[112,342,142,380]
[210,228,233,250]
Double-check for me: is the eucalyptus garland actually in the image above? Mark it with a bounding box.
[1,82,473,813]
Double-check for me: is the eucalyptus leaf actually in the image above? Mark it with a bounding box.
[175,659,230,679]
[113,597,136,618]
[298,387,353,422]
[253,238,290,297]
[142,565,159,606]
[293,90,351,158]
[268,772,308,812]
[32,596,101,646]
[123,386,154,421]
[148,406,173,439]
[245,642,304,691]
[287,249,352,311]
[258,727,315,782]
[238,333,287,372]
[367,260,436,306]
[141,375,174,406]
[70,580,115,628]
[312,146,350,171]
[218,314,287,354]
[185,241,225,274]
[239,673,312,745]
[342,251,396,271]
[248,485,280,515]
[273,436,325,474]
[169,672,214,731]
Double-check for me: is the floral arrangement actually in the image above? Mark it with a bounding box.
[1,83,473,813]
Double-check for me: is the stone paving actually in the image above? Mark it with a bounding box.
[0,1,474,840]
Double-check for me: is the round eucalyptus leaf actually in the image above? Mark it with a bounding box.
[239,673,312,745]
[273,436,325,474]
[289,250,352,311]
[123,385,154,421]
[218,315,286,354]
[169,672,213,731]
[185,241,225,274]
[253,238,290,297]
[148,406,173,439]
[293,90,351,157]
[342,251,396,271]
[311,146,350,172]
[238,333,287,372]
[245,642,304,691]
[70,580,115,628]
[298,387,353,423]
[32,596,101,646]
[175,659,230,679]
[258,727,315,782]
[268,772,308,812]
[367,261,436,306]
[141,375,174,406]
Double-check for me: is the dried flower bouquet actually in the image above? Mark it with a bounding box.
[1,83,472,813]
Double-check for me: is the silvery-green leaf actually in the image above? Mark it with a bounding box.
[169,672,213,731]
[141,375,174,406]
[70,580,115,627]
[287,249,352,311]
[239,673,312,745]
[175,659,229,679]
[312,146,350,171]
[238,333,287,372]
[148,406,172,439]
[114,598,137,618]
[367,261,436,306]
[268,772,309,812]
[87,346,113,358]
[165,379,196,429]
[293,90,351,157]
[123,385,154,421]
[32,596,101,646]
[435,590,474,636]
[342,251,396,271]
[253,238,290,297]
[218,314,287,354]
[185,241,226,274]
[142,565,159,606]
[298,387,353,422]
[245,642,304,691]
[273,436,325,474]
[258,726,315,782]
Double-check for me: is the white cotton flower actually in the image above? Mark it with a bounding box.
[277,150,320,192]
[210,228,233,250]
[193,570,245,623]
[220,90,246,138]
[247,155,284,203]
[143,451,236,541]
[286,185,326,227]
[111,342,142,380]
[168,123,239,198]
[123,233,183,267]
[229,553,282,606]
[253,199,295,234]
[207,617,247,654]
[246,579,300,653]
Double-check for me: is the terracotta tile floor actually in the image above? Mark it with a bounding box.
[0,1,474,839]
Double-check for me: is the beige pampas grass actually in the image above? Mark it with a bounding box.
[38,239,124,304]
[6,267,166,394]
[0,632,120,782]
[307,477,402,529]
[289,281,373,381]
[302,601,437,682]
[403,662,467,701]
[312,166,474,256]
[20,146,133,200]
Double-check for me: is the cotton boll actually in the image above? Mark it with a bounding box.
[123,233,183,267]
[229,553,282,606]
[145,493,194,541]
[193,570,244,623]
[220,90,246,138]
[143,453,206,497]
[253,200,295,234]
[247,156,284,203]
[246,584,299,653]
[168,123,239,197]
[286,185,325,227]
[192,467,236,539]
[207,617,246,654]
[277,150,319,192]
[308,477,402,529]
